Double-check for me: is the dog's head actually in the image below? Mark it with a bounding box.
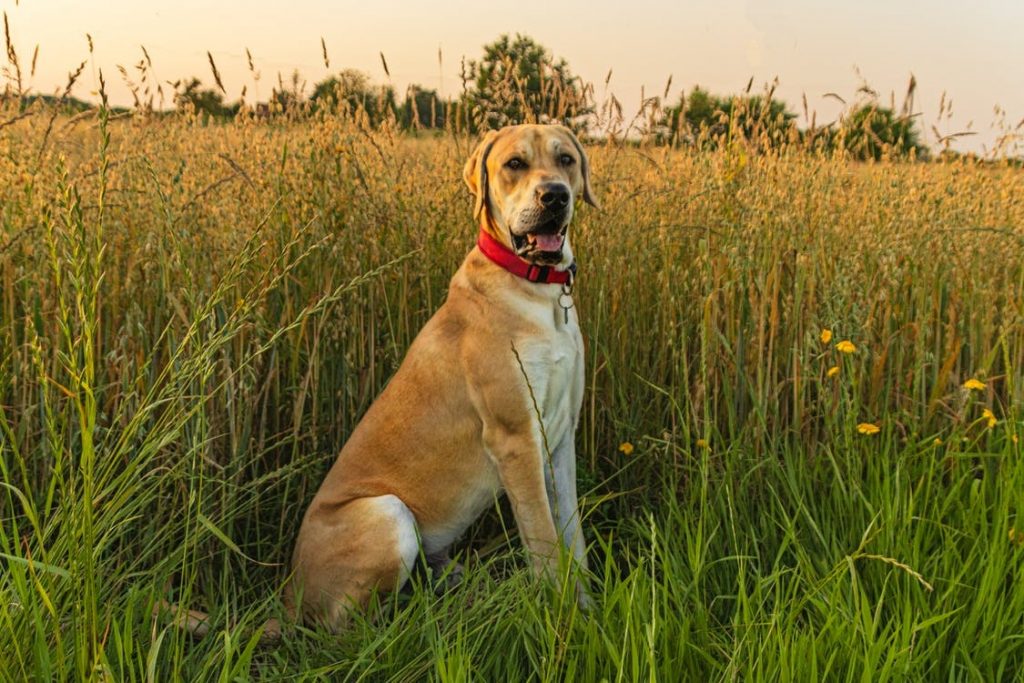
[464,124,598,269]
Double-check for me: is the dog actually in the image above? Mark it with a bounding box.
[159,124,597,637]
[287,123,598,629]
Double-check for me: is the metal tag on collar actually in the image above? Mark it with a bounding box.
[559,262,576,324]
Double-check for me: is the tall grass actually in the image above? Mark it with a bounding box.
[1,78,1023,679]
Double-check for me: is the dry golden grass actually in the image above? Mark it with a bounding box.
[1,102,1023,679]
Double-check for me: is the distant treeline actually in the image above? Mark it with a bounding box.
[8,34,1019,162]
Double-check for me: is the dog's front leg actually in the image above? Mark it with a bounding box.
[548,434,591,608]
[484,428,562,580]
[548,434,587,569]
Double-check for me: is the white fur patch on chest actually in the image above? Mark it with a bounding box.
[514,302,584,449]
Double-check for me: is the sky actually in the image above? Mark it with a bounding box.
[4,0,1023,153]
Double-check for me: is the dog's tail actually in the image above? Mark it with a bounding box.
[153,600,284,645]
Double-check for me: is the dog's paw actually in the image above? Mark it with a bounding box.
[429,560,465,595]
[432,565,464,593]
[576,583,594,612]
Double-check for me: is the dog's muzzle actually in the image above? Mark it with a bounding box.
[511,182,572,264]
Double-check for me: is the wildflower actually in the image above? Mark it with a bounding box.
[962,378,986,391]
[820,329,833,344]
[827,366,840,378]
[981,408,997,429]
[933,438,942,446]
[857,422,880,435]
[618,442,634,456]
[836,340,857,354]
[1013,435,1020,445]
[696,438,710,450]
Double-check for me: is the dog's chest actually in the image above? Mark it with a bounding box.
[516,303,584,445]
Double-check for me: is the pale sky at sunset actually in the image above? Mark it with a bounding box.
[5,0,1022,153]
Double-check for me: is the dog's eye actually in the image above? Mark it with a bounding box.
[504,158,526,171]
[558,153,576,166]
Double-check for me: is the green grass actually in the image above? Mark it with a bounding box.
[1,102,1022,681]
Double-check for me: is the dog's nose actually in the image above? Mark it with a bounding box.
[537,183,571,209]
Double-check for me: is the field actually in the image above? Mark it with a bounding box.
[1,102,1023,681]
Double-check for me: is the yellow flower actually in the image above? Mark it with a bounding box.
[696,438,710,450]
[857,422,880,435]
[933,438,943,446]
[1013,435,1019,445]
[836,340,857,354]
[820,329,833,344]
[981,409,997,429]
[827,366,840,378]
[618,442,634,456]
[962,378,986,391]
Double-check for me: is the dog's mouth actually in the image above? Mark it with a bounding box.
[511,217,568,264]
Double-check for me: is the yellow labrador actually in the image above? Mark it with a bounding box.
[160,124,597,636]
[288,123,597,629]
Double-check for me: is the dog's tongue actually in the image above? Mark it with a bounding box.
[533,234,563,251]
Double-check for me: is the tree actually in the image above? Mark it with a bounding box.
[837,103,927,160]
[462,34,591,132]
[173,78,237,120]
[268,69,307,115]
[661,85,797,149]
[20,93,93,114]
[399,85,447,130]
[310,69,396,125]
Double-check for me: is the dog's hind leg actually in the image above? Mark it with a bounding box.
[290,494,420,631]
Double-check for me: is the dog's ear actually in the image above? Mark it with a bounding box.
[463,129,501,221]
[561,126,599,209]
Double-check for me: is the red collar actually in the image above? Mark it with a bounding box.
[476,229,576,285]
